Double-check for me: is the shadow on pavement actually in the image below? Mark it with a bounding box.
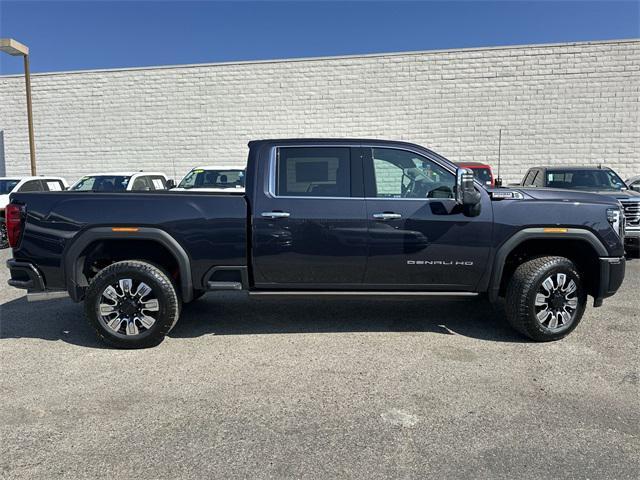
[0,292,526,348]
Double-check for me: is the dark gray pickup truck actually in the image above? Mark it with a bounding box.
[520,165,640,254]
[5,139,626,348]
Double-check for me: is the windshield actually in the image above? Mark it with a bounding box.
[71,176,131,192]
[178,169,245,189]
[545,169,627,191]
[0,179,20,195]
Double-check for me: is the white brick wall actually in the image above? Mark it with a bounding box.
[0,39,638,184]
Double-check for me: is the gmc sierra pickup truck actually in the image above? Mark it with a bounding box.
[5,139,626,348]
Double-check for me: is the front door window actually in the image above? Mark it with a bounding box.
[371,148,455,199]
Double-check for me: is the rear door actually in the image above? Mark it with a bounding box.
[362,146,492,289]
[252,145,368,287]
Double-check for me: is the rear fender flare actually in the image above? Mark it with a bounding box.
[63,227,193,302]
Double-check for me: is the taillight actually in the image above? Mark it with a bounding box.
[6,203,25,248]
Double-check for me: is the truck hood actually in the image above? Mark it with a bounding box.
[512,187,624,206]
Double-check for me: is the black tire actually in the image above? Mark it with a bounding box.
[84,260,180,349]
[505,256,587,342]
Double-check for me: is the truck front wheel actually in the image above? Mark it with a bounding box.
[84,260,180,348]
[505,256,587,341]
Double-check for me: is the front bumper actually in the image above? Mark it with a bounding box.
[594,256,625,306]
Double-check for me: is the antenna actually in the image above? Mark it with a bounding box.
[171,156,177,182]
[495,128,503,187]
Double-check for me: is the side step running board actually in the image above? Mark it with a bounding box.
[207,281,243,291]
[27,291,69,302]
[249,291,478,297]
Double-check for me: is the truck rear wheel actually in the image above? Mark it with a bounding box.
[84,260,180,349]
[505,256,586,341]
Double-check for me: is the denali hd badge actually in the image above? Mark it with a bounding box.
[407,260,474,266]
[490,190,524,200]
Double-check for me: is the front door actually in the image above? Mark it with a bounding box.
[252,145,368,287]
[362,146,493,290]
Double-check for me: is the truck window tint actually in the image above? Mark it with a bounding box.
[178,169,245,189]
[523,170,534,186]
[19,180,43,192]
[72,176,130,192]
[372,148,455,199]
[546,169,626,191]
[532,170,544,187]
[131,177,151,191]
[276,147,351,197]
[472,168,492,185]
[0,179,20,194]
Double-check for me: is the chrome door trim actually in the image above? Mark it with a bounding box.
[265,143,486,201]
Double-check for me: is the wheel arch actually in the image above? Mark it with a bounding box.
[489,228,608,302]
[63,227,193,303]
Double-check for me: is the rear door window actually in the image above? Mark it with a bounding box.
[18,180,44,192]
[131,176,152,191]
[276,147,351,197]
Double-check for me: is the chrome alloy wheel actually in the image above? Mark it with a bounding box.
[534,273,579,331]
[98,279,160,336]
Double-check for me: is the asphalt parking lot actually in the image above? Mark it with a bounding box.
[1,248,638,479]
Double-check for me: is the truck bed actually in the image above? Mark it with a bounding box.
[10,191,248,293]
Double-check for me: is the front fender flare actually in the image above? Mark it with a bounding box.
[488,227,608,302]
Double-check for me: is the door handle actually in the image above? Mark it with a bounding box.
[261,211,291,219]
[372,212,402,220]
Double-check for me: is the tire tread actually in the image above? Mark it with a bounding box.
[84,260,180,349]
[505,255,585,342]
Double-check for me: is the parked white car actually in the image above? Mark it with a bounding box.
[173,166,245,192]
[1,176,69,248]
[70,172,173,192]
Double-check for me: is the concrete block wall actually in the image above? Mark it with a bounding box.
[0,39,638,184]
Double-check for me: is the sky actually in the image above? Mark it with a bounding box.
[0,0,638,75]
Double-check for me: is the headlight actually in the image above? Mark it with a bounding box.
[607,208,624,238]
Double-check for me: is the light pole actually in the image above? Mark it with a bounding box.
[0,38,36,175]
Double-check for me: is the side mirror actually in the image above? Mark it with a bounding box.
[455,168,482,216]
[166,179,176,189]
